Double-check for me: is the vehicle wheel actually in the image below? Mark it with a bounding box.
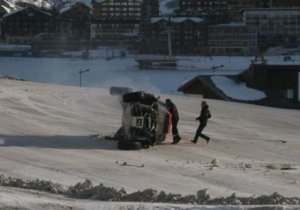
[117,140,141,150]
[122,91,144,103]
[141,142,150,149]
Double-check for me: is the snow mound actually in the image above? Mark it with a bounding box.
[1,175,300,205]
[211,76,266,101]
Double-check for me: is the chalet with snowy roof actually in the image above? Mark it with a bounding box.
[208,23,257,55]
[143,17,207,54]
[90,0,142,45]
[59,2,90,40]
[0,0,20,40]
[1,7,53,44]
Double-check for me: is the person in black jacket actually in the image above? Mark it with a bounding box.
[165,99,181,144]
[192,101,211,144]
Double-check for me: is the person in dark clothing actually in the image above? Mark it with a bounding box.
[165,99,181,144]
[192,101,211,144]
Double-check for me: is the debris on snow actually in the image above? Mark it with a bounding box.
[211,159,220,167]
[1,175,300,205]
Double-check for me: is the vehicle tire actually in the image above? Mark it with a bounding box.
[117,140,141,150]
[122,91,144,103]
[141,142,150,149]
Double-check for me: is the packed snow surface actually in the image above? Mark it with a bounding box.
[0,77,299,209]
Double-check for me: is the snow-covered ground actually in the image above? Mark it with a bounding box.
[0,53,300,209]
[0,79,299,209]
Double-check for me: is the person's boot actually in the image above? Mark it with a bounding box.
[206,137,210,144]
[172,135,181,144]
[191,140,197,144]
[177,136,181,142]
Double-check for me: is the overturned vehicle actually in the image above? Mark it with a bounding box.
[110,88,171,150]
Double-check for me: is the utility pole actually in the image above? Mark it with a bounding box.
[79,69,90,87]
[167,16,173,56]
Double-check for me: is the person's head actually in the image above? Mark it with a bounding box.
[165,98,171,106]
[201,100,207,108]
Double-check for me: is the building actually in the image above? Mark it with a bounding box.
[244,8,300,46]
[141,0,159,21]
[144,17,207,54]
[255,0,271,8]
[91,0,142,21]
[208,23,257,55]
[53,16,72,39]
[178,0,228,22]
[227,0,256,21]
[59,2,90,40]
[271,0,300,8]
[90,0,142,45]
[1,7,53,44]
[241,64,300,103]
[140,0,159,31]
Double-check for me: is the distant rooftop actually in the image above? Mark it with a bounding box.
[151,17,204,24]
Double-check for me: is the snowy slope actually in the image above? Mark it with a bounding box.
[0,0,55,14]
[1,0,178,16]
[0,79,299,202]
[0,0,20,13]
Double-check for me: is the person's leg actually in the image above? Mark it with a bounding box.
[192,124,204,143]
[198,124,210,143]
[199,133,210,141]
[172,118,181,143]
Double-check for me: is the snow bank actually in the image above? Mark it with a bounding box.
[211,76,266,101]
[1,175,300,206]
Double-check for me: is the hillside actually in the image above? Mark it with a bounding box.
[0,78,299,209]
[0,0,178,15]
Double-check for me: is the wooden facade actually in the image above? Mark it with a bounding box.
[60,2,90,40]
[144,17,207,54]
[1,7,53,44]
